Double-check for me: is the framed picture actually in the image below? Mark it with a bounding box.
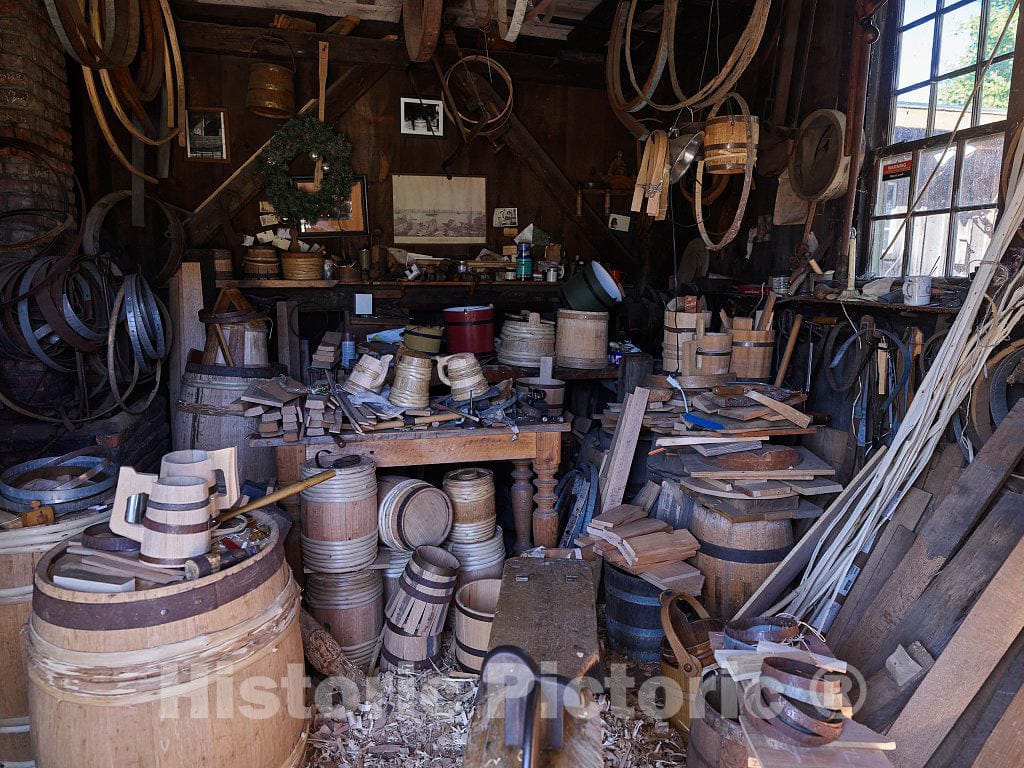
[392,174,487,245]
[399,97,445,138]
[294,175,369,236]
[185,108,229,162]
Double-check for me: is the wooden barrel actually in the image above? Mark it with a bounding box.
[173,362,279,485]
[445,527,505,586]
[555,309,608,370]
[384,546,459,636]
[0,509,110,766]
[377,477,452,552]
[604,563,664,662]
[304,570,383,670]
[380,619,442,672]
[663,310,711,351]
[453,579,501,673]
[704,114,760,175]
[690,504,793,620]
[403,325,443,355]
[27,512,307,768]
[443,468,496,544]
[246,62,294,119]
[515,377,565,417]
[300,457,378,573]
[687,672,748,768]
[730,329,774,380]
[696,333,733,376]
[382,547,414,604]
[212,249,234,282]
[243,247,280,279]
[497,313,556,367]
[443,305,494,355]
[280,253,323,281]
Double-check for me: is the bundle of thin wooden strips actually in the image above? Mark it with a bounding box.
[766,137,1024,629]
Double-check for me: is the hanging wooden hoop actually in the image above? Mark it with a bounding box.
[496,0,529,41]
[403,0,444,62]
[680,172,729,206]
[696,94,755,251]
[444,56,514,135]
[606,0,675,115]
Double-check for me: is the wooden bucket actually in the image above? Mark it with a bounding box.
[380,619,442,672]
[690,503,793,620]
[703,114,760,175]
[0,509,110,766]
[443,468,496,544]
[403,325,443,355]
[27,513,308,768]
[604,563,665,662]
[445,526,505,586]
[453,579,501,673]
[663,310,711,375]
[515,377,565,417]
[555,309,608,370]
[660,592,722,741]
[663,339,700,375]
[443,305,494,355]
[280,253,323,281]
[384,545,459,636]
[687,672,748,768]
[243,247,280,279]
[497,312,556,367]
[305,570,383,670]
[730,329,774,380]
[174,362,279,485]
[696,333,733,376]
[382,548,414,604]
[300,457,378,573]
[377,477,453,552]
[204,320,269,368]
[246,62,295,119]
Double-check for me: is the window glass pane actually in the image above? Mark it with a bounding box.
[914,146,956,210]
[979,58,1012,125]
[893,86,931,143]
[904,0,935,25]
[934,73,975,133]
[959,133,1004,205]
[898,21,935,88]
[908,213,951,275]
[875,154,913,215]
[952,208,997,276]
[985,0,1018,57]
[938,2,981,75]
[871,219,907,277]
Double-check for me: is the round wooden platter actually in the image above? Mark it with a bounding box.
[711,446,802,472]
[679,475,798,501]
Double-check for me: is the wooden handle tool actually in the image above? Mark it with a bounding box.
[757,293,777,331]
[774,313,803,388]
[216,469,335,524]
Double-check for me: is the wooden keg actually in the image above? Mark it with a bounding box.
[687,672,748,768]
[730,329,774,380]
[300,457,378,573]
[0,509,110,766]
[604,563,664,662]
[443,468,496,544]
[304,570,383,670]
[243,247,280,279]
[453,579,501,673]
[246,62,295,119]
[173,362,279,485]
[280,253,324,281]
[27,512,307,768]
[380,619,442,672]
[445,527,505,586]
[384,546,459,636]
[696,333,733,376]
[497,313,556,367]
[377,477,453,552]
[704,114,759,175]
[690,503,793,620]
[555,309,608,370]
[382,548,414,603]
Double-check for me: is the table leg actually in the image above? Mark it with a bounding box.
[532,431,561,548]
[511,460,534,552]
[275,444,307,585]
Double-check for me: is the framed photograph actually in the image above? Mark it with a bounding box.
[185,108,229,162]
[392,174,487,245]
[399,97,445,138]
[294,175,369,237]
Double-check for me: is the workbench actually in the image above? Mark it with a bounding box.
[251,422,570,550]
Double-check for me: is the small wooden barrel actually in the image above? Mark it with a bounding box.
[305,570,383,670]
[443,468,496,544]
[377,477,453,552]
[212,249,234,282]
[380,619,442,672]
[446,527,505,586]
[0,508,110,766]
[696,333,733,375]
[730,329,775,380]
[497,313,556,367]
[403,325,443,355]
[555,309,608,369]
[515,377,565,417]
[663,310,711,372]
[243,247,280,279]
[300,457,378,573]
[454,579,501,673]
[382,547,415,603]
[443,305,494,354]
[703,114,760,175]
[690,504,793,620]
[27,512,307,768]
[384,546,459,636]
[604,563,664,662]
[388,352,432,409]
[246,62,295,119]
[687,672,748,768]
[280,253,324,281]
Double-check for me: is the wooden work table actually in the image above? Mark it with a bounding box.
[251,422,570,550]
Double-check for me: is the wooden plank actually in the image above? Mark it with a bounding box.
[168,262,204,409]
[598,388,650,512]
[741,716,893,768]
[682,446,835,481]
[838,400,1024,671]
[784,477,844,495]
[744,390,813,428]
[970,671,1024,767]
[275,300,301,379]
[887,532,1024,768]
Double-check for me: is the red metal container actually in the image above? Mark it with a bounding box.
[444,305,495,354]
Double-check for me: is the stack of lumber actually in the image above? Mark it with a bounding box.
[304,393,328,437]
[311,331,342,370]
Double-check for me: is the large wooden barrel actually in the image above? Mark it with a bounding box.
[300,457,378,573]
[687,673,748,768]
[173,362,280,484]
[453,579,501,673]
[730,329,774,380]
[0,509,109,766]
[690,504,793,620]
[555,309,608,370]
[604,563,665,662]
[26,512,307,768]
[380,619,442,672]
[443,468,496,544]
[497,313,555,367]
[696,333,733,376]
[445,527,505,586]
[304,570,383,670]
[377,477,452,552]
[384,546,459,636]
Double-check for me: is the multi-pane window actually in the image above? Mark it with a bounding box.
[869,0,1017,277]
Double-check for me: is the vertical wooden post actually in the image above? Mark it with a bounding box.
[532,430,562,548]
[168,262,204,408]
[510,460,534,553]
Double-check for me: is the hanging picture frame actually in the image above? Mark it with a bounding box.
[185,108,230,163]
[399,97,445,138]
[392,174,487,245]
[292,175,369,236]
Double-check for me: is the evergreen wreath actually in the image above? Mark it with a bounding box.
[258,114,355,225]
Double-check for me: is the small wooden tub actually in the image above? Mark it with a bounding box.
[453,579,501,673]
[443,468,497,544]
[730,329,775,380]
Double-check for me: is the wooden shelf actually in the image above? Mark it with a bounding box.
[217,279,339,289]
[215,279,565,290]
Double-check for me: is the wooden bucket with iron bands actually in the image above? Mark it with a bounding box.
[704,113,760,175]
[380,619,442,672]
[384,545,459,636]
[443,305,494,354]
[604,563,664,662]
[453,578,501,673]
[555,309,609,370]
[26,512,308,768]
[443,468,497,544]
[687,672,749,768]
[246,35,295,121]
[377,477,452,552]
[304,570,383,670]
[731,329,775,380]
[696,332,733,376]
